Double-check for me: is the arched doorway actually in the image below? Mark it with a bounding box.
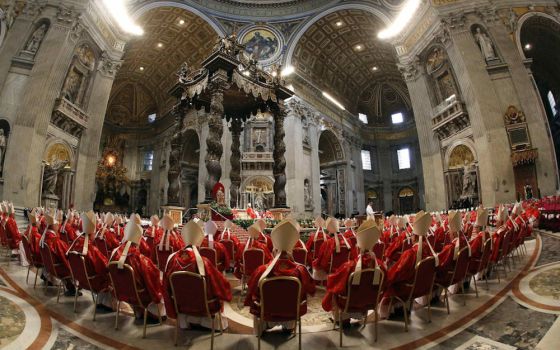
[318,129,345,216]
[519,14,560,175]
[397,187,415,214]
[42,141,74,209]
[180,129,200,209]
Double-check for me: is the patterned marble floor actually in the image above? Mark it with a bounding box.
[0,231,559,349]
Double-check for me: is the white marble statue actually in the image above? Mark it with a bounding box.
[474,27,497,61]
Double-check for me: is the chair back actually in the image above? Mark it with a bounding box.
[373,242,384,258]
[312,239,325,260]
[343,268,385,313]
[68,252,96,292]
[220,239,235,262]
[410,256,436,299]
[259,276,302,322]
[169,271,212,317]
[39,244,60,279]
[200,247,218,267]
[107,261,147,307]
[0,226,8,247]
[329,246,351,273]
[93,238,109,258]
[292,248,307,265]
[478,238,493,273]
[499,229,512,260]
[243,249,265,276]
[451,247,470,285]
[21,235,40,267]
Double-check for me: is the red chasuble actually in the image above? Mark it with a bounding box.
[162,249,232,319]
[233,239,272,279]
[42,229,72,276]
[5,215,22,249]
[67,236,110,291]
[200,237,230,272]
[312,235,358,273]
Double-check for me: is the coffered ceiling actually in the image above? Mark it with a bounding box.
[106,6,219,126]
[291,9,411,124]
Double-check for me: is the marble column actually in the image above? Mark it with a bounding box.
[283,111,304,213]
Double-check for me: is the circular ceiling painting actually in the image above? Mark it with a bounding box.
[241,27,281,63]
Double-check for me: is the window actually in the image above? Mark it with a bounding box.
[358,113,368,124]
[148,113,157,123]
[548,91,556,115]
[143,150,154,171]
[391,112,404,124]
[361,150,372,170]
[397,148,411,169]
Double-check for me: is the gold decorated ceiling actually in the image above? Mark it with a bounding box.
[107,7,218,125]
[292,9,411,123]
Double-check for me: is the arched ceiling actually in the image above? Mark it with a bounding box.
[107,6,219,126]
[291,9,411,125]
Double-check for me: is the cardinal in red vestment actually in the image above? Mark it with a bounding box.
[385,211,439,298]
[153,214,184,268]
[436,210,470,280]
[94,213,120,257]
[234,223,272,279]
[66,211,113,308]
[24,208,43,264]
[342,218,357,248]
[256,218,273,251]
[323,219,387,323]
[381,215,399,245]
[109,217,165,322]
[490,205,508,263]
[4,202,23,259]
[305,217,328,265]
[215,219,240,265]
[469,207,490,260]
[201,220,230,272]
[145,215,162,263]
[247,203,257,219]
[312,217,357,281]
[39,209,77,295]
[163,220,232,330]
[384,216,411,263]
[245,219,316,335]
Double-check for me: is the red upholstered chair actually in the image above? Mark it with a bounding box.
[39,243,72,303]
[107,261,162,338]
[467,239,493,296]
[335,268,385,345]
[328,246,351,274]
[256,276,305,350]
[373,242,385,258]
[21,235,43,288]
[156,248,174,271]
[200,247,220,270]
[219,239,236,268]
[435,247,470,313]
[93,238,109,258]
[169,271,223,348]
[292,248,307,266]
[389,256,437,331]
[241,249,265,291]
[67,252,109,320]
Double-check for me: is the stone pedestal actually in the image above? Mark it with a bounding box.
[42,194,59,209]
[269,207,291,221]
[161,206,185,226]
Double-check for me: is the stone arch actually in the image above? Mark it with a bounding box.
[318,129,344,164]
[284,2,392,66]
[240,175,275,211]
[130,1,226,37]
[43,139,75,168]
[515,11,560,60]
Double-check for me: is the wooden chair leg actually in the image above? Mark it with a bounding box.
[174,316,179,346]
[444,288,450,315]
[211,316,215,350]
[257,319,261,350]
[460,283,466,306]
[142,308,148,338]
[339,311,343,347]
[115,301,120,330]
[402,300,409,332]
[298,317,302,350]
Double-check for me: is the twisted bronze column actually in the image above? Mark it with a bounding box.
[229,118,243,208]
[204,90,224,202]
[272,103,288,208]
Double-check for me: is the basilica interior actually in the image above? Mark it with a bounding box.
[0,0,560,349]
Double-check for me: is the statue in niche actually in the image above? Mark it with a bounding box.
[473,26,497,61]
[460,160,477,198]
[42,159,69,196]
[23,23,48,55]
[61,68,83,104]
[0,129,7,175]
[304,179,313,210]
